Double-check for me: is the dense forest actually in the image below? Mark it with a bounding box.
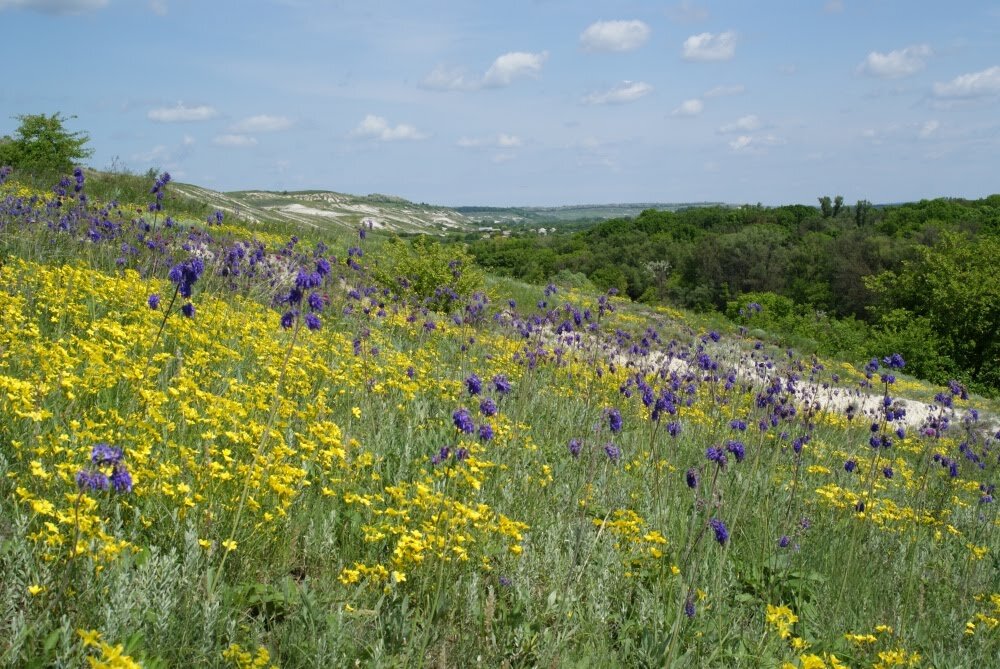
[460,197,1000,394]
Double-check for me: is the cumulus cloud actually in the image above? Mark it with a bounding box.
[859,44,932,79]
[682,31,737,62]
[420,65,477,91]
[918,120,940,139]
[213,134,258,148]
[351,114,427,141]
[148,103,219,123]
[718,114,762,133]
[580,19,650,52]
[0,0,107,14]
[457,133,523,149]
[729,133,783,152]
[704,84,744,98]
[582,80,652,105]
[424,51,549,91]
[671,98,704,116]
[932,65,1000,98]
[229,115,293,133]
[483,51,549,88]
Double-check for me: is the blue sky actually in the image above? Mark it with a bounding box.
[2,0,999,206]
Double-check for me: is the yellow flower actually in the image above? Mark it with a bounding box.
[222,539,238,552]
[798,654,825,669]
[27,584,45,596]
[77,629,102,647]
[198,539,212,549]
[766,603,799,639]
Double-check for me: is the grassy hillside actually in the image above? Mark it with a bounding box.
[0,169,997,668]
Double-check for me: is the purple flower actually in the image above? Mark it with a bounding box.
[466,373,482,396]
[685,468,699,489]
[667,421,682,437]
[492,374,512,395]
[725,440,746,463]
[882,353,905,370]
[307,292,325,312]
[709,518,729,545]
[478,423,494,442]
[76,469,109,491]
[305,313,322,330]
[604,443,621,463]
[91,443,123,466]
[147,294,160,310]
[778,535,791,548]
[882,466,894,479]
[280,311,296,329]
[844,459,857,473]
[431,446,450,465]
[684,596,696,618]
[480,397,498,417]
[453,408,475,434]
[729,419,747,431]
[607,408,623,434]
[568,438,582,458]
[110,465,133,493]
[706,446,727,467]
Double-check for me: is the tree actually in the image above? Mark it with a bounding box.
[818,196,834,218]
[865,231,1000,389]
[0,112,92,178]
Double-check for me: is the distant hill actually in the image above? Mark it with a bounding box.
[168,181,729,234]
[169,184,475,235]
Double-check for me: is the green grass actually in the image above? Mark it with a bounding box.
[0,174,997,668]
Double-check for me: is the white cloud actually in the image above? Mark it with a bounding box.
[0,0,106,14]
[824,0,844,13]
[918,120,940,138]
[718,114,762,133]
[580,20,650,53]
[420,65,477,91]
[582,80,653,105]
[729,135,753,151]
[859,44,932,79]
[483,51,549,88]
[182,135,195,146]
[351,114,427,141]
[213,134,258,148]
[423,51,549,91]
[667,1,709,23]
[671,99,704,116]
[457,133,523,149]
[729,133,783,152]
[704,84,744,98]
[932,65,1000,98]
[148,0,167,15]
[229,115,293,133]
[682,31,737,62]
[148,103,219,123]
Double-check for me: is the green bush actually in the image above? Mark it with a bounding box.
[371,236,485,311]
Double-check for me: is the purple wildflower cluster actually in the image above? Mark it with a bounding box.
[76,443,132,493]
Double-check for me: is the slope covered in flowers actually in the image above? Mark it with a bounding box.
[0,169,996,668]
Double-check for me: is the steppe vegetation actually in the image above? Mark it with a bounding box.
[0,119,997,667]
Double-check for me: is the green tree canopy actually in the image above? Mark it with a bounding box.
[0,112,92,178]
[865,231,1000,389]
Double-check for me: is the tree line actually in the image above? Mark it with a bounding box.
[462,198,1000,393]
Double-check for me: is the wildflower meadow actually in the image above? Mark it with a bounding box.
[0,167,997,668]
